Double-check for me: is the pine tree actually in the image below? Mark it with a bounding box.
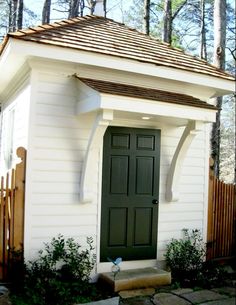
[42,0,51,24]
[144,0,150,35]
[211,0,226,177]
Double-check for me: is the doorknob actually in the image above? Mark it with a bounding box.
[152,199,158,204]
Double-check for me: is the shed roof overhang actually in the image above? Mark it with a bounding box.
[76,77,217,203]
[76,77,217,123]
[0,38,235,99]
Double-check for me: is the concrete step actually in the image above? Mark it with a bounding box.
[99,267,171,292]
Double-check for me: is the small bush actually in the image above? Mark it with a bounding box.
[11,234,96,305]
[165,229,206,285]
[165,229,227,288]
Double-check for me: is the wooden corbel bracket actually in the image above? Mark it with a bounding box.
[80,110,113,203]
[166,120,204,202]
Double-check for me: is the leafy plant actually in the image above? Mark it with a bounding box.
[165,229,206,285]
[11,234,96,305]
[165,229,228,287]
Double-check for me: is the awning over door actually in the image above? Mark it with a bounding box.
[75,77,217,203]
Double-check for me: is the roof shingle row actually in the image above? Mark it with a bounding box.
[1,15,234,81]
[78,77,217,110]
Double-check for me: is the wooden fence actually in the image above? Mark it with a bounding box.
[0,147,26,281]
[207,160,236,261]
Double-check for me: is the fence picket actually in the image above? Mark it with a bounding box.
[207,159,236,261]
[0,177,4,278]
[0,147,26,281]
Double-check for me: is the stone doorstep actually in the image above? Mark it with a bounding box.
[99,267,171,292]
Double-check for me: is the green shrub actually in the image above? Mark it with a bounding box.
[165,229,206,285]
[165,229,227,288]
[11,234,96,305]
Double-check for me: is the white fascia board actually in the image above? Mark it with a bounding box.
[1,39,234,96]
[0,38,28,95]
[100,94,217,123]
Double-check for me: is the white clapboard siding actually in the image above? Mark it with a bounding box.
[23,66,209,265]
[0,83,30,175]
[24,70,99,260]
[156,124,207,260]
[30,193,83,205]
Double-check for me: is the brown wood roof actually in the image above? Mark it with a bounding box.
[78,77,217,110]
[1,15,234,81]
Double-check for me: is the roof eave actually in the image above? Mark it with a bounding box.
[0,38,235,98]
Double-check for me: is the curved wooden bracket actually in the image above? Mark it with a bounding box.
[80,110,113,203]
[166,121,204,202]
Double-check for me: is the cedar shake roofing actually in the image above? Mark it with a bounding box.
[78,77,217,110]
[1,15,234,81]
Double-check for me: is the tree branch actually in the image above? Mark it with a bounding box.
[172,0,188,20]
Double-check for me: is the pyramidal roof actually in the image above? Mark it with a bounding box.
[0,15,234,81]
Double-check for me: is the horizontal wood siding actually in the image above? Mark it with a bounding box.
[24,67,208,264]
[157,126,207,260]
[0,84,30,175]
[24,71,98,259]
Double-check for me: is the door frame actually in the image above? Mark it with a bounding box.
[97,124,161,269]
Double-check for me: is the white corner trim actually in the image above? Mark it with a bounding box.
[80,110,113,203]
[166,120,204,202]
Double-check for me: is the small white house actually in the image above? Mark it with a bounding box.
[0,15,234,274]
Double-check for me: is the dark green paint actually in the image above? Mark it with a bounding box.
[100,127,161,262]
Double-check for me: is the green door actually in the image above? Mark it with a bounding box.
[100,127,161,262]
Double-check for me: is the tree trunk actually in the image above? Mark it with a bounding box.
[200,0,207,60]
[211,0,226,177]
[69,0,80,18]
[235,99,236,184]
[12,0,18,31]
[163,0,172,43]
[89,0,96,15]
[103,0,107,17]
[8,0,13,32]
[42,0,51,24]
[17,0,24,29]
[213,0,226,69]
[143,0,150,35]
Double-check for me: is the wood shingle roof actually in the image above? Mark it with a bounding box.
[1,15,234,81]
[79,77,217,110]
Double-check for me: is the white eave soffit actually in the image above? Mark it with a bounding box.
[76,86,217,124]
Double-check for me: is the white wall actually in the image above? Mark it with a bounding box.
[24,68,99,261]
[0,79,30,175]
[23,63,210,272]
[157,125,208,260]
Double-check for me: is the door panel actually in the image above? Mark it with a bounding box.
[133,208,153,246]
[100,127,160,262]
[110,156,129,194]
[135,157,154,195]
[108,208,128,247]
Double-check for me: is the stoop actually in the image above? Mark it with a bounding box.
[99,267,171,292]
